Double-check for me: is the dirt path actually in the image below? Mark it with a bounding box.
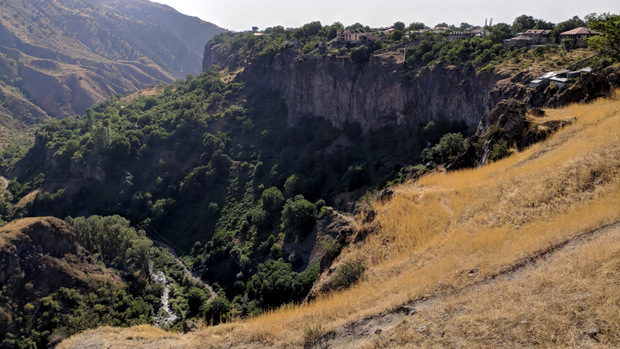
[312,221,620,348]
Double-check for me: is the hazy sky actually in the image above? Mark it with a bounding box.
[153,0,618,31]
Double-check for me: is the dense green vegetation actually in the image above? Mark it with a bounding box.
[0,215,215,348]
[586,13,620,60]
[4,66,464,329]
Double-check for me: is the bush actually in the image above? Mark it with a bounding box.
[201,296,230,325]
[345,163,370,190]
[330,258,365,291]
[187,287,209,317]
[281,195,317,238]
[489,139,513,162]
[421,132,467,164]
[351,45,371,64]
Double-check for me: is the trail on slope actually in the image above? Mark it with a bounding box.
[312,221,620,349]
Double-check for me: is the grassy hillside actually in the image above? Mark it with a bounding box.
[59,92,619,348]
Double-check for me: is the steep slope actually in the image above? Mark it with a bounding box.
[0,217,124,347]
[204,35,618,135]
[57,90,620,348]
[205,40,498,134]
[0,0,224,127]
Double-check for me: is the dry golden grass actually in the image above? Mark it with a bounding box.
[362,223,620,348]
[495,48,594,78]
[60,92,620,348]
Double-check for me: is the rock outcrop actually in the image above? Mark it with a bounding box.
[204,44,498,134]
[0,217,82,288]
[205,42,620,138]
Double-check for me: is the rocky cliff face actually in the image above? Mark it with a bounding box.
[204,43,620,136]
[205,45,498,133]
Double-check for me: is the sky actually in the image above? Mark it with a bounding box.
[153,0,619,31]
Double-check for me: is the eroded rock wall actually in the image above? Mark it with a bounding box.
[204,44,499,133]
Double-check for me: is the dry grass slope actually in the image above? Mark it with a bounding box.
[59,92,620,348]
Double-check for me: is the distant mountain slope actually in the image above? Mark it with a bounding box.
[0,0,224,128]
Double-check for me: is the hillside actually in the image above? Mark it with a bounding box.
[58,90,620,348]
[0,0,224,141]
[0,217,124,347]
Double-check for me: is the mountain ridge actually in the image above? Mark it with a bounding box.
[0,0,225,142]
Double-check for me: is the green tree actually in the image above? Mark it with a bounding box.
[281,195,317,238]
[408,22,425,31]
[325,22,344,40]
[351,45,371,63]
[392,30,404,42]
[512,14,535,33]
[201,296,230,325]
[261,187,285,214]
[435,133,467,163]
[187,287,208,317]
[393,21,406,31]
[586,13,620,60]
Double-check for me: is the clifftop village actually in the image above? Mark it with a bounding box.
[248,23,601,90]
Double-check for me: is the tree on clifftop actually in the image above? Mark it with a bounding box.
[586,13,620,60]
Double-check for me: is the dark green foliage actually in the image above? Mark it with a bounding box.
[66,215,152,277]
[345,163,370,190]
[586,13,620,60]
[187,287,208,317]
[405,36,508,71]
[422,132,468,164]
[512,15,536,33]
[489,139,513,162]
[245,260,319,309]
[0,283,154,349]
[394,21,406,31]
[351,45,371,64]
[408,22,426,31]
[281,195,317,239]
[435,133,468,163]
[261,187,285,214]
[330,258,365,291]
[201,296,231,325]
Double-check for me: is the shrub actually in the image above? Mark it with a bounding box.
[201,296,231,325]
[281,195,317,238]
[303,323,323,348]
[351,45,371,64]
[187,287,209,317]
[489,139,513,162]
[330,258,365,291]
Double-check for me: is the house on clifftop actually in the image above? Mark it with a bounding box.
[560,27,600,48]
[328,29,378,48]
[503,29,552,48]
